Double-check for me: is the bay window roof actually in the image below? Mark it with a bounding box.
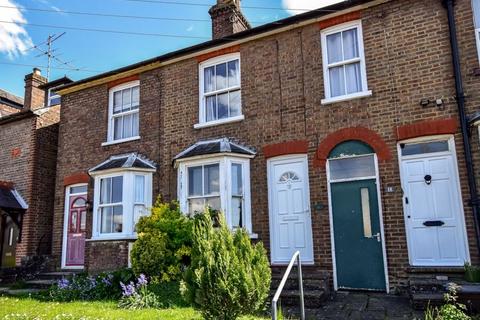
[174,137,256,161]
[89,153,156,173]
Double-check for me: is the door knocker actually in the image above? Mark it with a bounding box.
[424,175,432,185]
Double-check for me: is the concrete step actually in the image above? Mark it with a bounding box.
[23,279,55,289]
[273,289,326,308]
[271,278,327,291]
[271,267,330,281]
[36,271,77,281]
[411,292,444,310]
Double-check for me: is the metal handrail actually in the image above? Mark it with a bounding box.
[271,251,305,320]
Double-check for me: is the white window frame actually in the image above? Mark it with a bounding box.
[195,53,244,129]
[176,155,253,234]
[321,20,372,105]
[104,81,141,146]
[47,88,61,106]
[90,169,152,241]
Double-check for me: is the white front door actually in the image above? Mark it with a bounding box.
[399,137,469,266]
[268,155,314,264]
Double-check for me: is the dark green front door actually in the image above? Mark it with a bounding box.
[331,179,386,290]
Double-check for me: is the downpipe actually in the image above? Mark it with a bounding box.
[443,0,480,254]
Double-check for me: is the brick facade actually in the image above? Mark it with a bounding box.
[53,0,480,291]
[0,69,61,267]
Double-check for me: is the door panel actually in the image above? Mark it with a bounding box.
[331,179,386,290]
[1,216,18,268]
[65,195,87,267]
[269,156,314,264]
[402,154,467,266]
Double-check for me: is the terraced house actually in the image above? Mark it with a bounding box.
[51,0,480,298]
[0,69,71,272]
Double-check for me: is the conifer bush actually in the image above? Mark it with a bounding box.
[181,209,271,320]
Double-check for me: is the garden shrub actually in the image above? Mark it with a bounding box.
[47,268,135,302]
[181,208,271,320]
[131,200,193,281]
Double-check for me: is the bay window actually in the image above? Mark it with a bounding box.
[177,156,252,232]
[92,171,152,239]
[196,53,243,128]
[321,20,371,104]
[105,81,140,145]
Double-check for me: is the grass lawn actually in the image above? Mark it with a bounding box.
[0,296,268,320]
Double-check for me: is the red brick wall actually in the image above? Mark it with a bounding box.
[0,116,36,263]
[85,240,130,274]
[55,0,480,291]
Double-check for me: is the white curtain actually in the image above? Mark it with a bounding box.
[343,28,359,60]
[204,66,215,93]
[345,63,362,94]
[329,66,345,97]
[327,32,342,64]
[132,112,139,137]
[205,96,216,121]
[134,175,145,203]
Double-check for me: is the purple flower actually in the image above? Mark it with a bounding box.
[101,277,112,286]
[57,278,70,289]
[137,274,148,287]
[120,281,136,297]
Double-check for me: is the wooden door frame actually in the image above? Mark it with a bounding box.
[267,154,314,265]
[326,153,389,292]
[397,134,470,267]
[61,183,87,270]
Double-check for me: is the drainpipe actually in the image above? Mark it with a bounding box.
[443,0,480,253]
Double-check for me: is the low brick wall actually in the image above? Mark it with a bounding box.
[85,240,130,274]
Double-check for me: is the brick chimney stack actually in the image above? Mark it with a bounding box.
[209,0,250,40]
[24,68,47,111]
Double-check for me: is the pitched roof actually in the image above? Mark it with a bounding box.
[57,0,375,94]
[0,182,28,211]
[0,88,24,110]
[89,153,157,173]
[174,137,256,161]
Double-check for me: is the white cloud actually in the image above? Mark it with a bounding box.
[186,24,194,32]
[0,0,33,59]
[282,0,345,15]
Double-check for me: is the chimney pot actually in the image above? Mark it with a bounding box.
[209,0,250,40]
[24,68,47,111]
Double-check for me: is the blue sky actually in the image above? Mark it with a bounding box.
[0,0,342,97]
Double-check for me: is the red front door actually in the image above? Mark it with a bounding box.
[66,196,87,267]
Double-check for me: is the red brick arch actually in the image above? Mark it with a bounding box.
[63,172,90,186]
[314,127,391,167]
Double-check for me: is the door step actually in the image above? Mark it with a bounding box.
[270,266,330,308]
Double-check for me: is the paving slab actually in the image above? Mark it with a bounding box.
[284,291,424,319]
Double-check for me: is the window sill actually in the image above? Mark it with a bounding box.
[321,90,372,105]
[87,234,138,242]
[101,136,141,146]
[249,232,258,239]
[194,115,245,129]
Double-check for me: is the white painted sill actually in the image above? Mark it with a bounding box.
[101,136,141,147]
[194,115,245,129]
[87,235,138,242]
[321,90,373,105]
